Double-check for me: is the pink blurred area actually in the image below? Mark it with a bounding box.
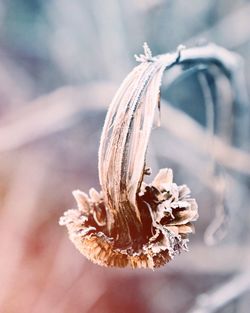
[0,1,250,313]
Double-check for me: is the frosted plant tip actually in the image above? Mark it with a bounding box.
[135,42,155,63]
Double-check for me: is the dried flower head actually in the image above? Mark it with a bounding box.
[59,168,198,269]
[59,43,199,269]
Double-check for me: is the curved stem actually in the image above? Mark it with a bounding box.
[98,43,249,246]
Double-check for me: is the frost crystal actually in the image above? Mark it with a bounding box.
[134,42,155,63]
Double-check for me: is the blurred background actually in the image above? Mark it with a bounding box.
[0,1,250,313]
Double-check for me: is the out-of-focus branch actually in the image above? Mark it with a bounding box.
[187,271,250,313]
[0,83,116,151]
[160,102,250,175]
[0,83,249,175]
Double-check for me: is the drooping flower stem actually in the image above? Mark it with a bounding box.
[59,42,245,269]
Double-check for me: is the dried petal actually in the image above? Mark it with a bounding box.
[152,168,173,188]
[72,190,90,213]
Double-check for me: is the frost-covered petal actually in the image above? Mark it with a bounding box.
[89,188,102,203]
[72,190,90,213]
[152,168,173,188]
[178,185,191,199]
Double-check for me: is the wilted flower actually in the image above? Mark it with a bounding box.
[59,44,199,269]
[59,168,198,269]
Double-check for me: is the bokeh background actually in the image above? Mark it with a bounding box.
[0,1,250,313]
